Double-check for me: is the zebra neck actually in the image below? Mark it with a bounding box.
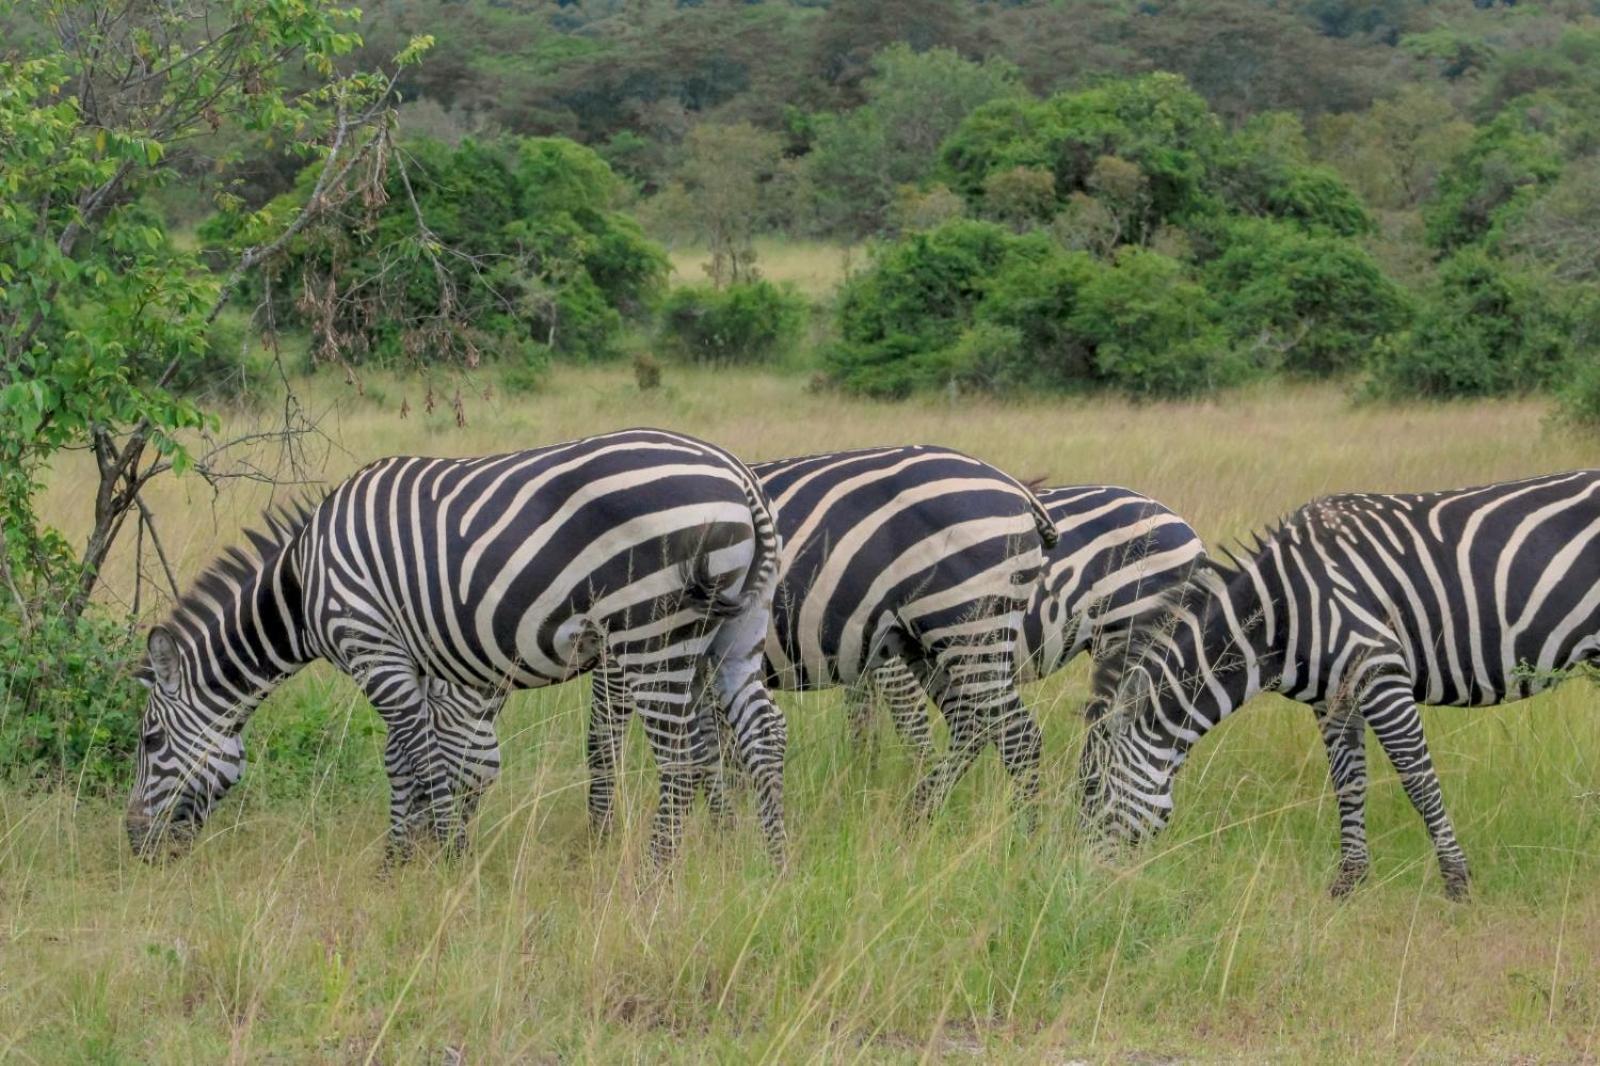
[1141,563,1279,759]
[203,542,312,711]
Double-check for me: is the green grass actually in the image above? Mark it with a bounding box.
[12,366,1600,1061]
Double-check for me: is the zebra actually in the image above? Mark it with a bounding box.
[847,485,1206,757]
[126,427,787,867]
[1078,470,1600,900]
[586,445,1061,827]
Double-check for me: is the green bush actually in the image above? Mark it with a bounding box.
[826,220,1246,399]
[658,281,807,364]
[203,135,668,368]
[0,608,142,791]
[825,220,1043,397]
[1070,247,1247,398]
[940,74,1223,233]
[1369,250,1574,398]
[1204,219,1410,376]
[1555,356,1600,431]
[1424,99,1567,252]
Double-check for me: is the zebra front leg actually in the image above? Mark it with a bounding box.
[1315,700,1372,898]
[588,661,633,838]
[380,725,427,867]
[426,680,505,854]
[1361,677,1470,900]
[362,665,460,864]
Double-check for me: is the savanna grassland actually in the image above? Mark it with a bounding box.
[5,368,1600,1063]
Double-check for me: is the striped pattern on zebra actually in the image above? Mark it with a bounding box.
[848,485,1206,756]
[127,428,787,866]
[1079,470,1600,899]
[588,445,1060,826]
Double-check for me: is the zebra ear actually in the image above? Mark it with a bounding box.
[147,626,181,694]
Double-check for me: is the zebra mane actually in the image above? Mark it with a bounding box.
[167,497,320,628]
[1090,511,1302,724]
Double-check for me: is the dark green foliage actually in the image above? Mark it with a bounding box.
[0,607,141,790]
[826,220,1026,396]
[827,220,1245,398]
[940,74,1224,234]
[1205,219,1409,375]
[1555,351,1600,431]
[1069,247,1246,398]
[1217,116,1373,236]
[1370,250,1576,398]
[207,136,668,366]
[1424,100,1566,252]
[804,45,1021,235]
[659,281,807,364]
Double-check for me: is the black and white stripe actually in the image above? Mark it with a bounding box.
[589,445,1059,823]
[849,485,1205,755]
[127,428,786,866]
[1080,470,1600,899]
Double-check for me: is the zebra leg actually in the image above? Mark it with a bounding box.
[879,660,935,760]
[705,597,788,867]
[588,659,633,837]
[1315,700,1372,898]
[1361,678,1471,900]
[426,680,505,852]
[362,664,456,864]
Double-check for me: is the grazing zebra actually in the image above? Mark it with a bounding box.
[848,485,1205,756]
[587,445,1060,826]
[126,428,787,866]
[1079,470,1600,900]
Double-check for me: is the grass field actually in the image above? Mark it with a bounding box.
[667,239,862,300]
[6,366,1600,1062]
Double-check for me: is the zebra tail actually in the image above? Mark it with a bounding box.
[1025,488,1060,551]
[678,551,749,620]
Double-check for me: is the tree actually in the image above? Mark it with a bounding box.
[0,0,429,632]
[1313,86,1474,209]
[676,122,787,287]
[806,45,1021,235]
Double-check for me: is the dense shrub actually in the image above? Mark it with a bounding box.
[827,220,1244,398]
[658,281,807,364]
[1216,113,1372,237]
[825,220,1042,397]
[1423,100,1566,252]
[1204,219,1409,375]
[0,608,141,790]
[202,135,667,367]
[1369,250,1575,398]
[940,74,1224,233]
[1555,356,1600,431]
[1070,247,1246,398]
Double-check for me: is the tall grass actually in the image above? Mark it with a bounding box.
[11,367,1600,1061]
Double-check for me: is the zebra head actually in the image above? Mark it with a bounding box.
[126,625,250,859]
[125,503,313,859]
[1079,556,1277,850]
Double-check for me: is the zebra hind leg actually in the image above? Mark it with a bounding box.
[879,661,935,761]
[588,660,633,838]
[1315,700,1372,898]
[1362,678,1471,900]
[705,597,788,867]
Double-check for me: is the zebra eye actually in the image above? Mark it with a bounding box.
[142,729,164,752]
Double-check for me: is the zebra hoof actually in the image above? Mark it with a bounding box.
[1328,861,1369,899]
[1442,868,1471,902]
